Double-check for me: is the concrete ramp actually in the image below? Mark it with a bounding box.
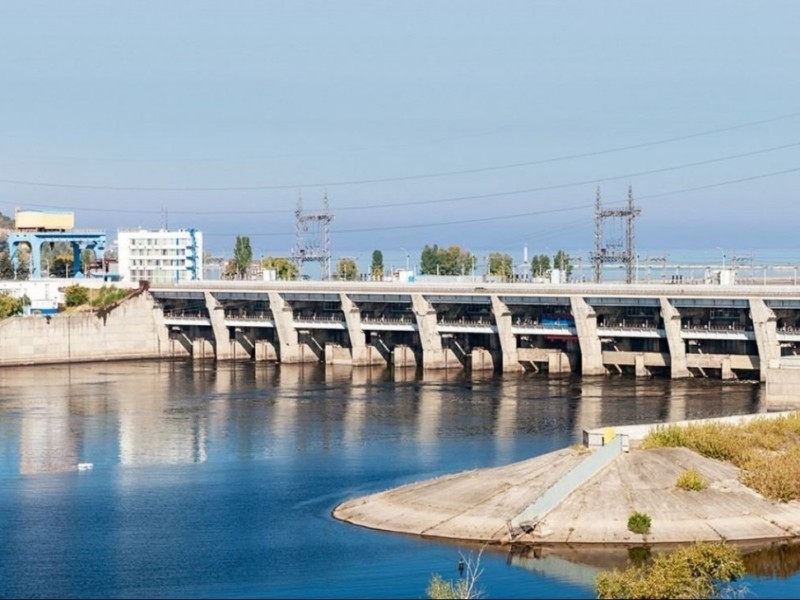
[507,435,627,539]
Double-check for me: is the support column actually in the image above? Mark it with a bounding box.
[393,345,417,368]
[411,294,455,370]
[570,296,605,376]
[268,291,315,363]
[750,298,780,383]
[193,338,215,361]
[150,295,174,358]
[634,354,650,377]
[490,296,523,372]
[340,293,385,366]
[204,291,232,360]
[254,340,278,362]
[721,356,736,380]
[660,297,691,379]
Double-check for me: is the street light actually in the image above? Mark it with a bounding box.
[400,247,410,271]
[716,247,726,269]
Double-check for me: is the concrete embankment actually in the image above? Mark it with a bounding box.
[333,413,800,546]
[0,293,186,366]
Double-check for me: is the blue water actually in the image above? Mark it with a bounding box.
[0,360,797,598]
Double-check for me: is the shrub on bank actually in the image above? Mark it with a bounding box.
[675,468,706,491]
[596,541,745,599]
[64,284,89,307]
[63,284,129,310]
[90,285,128,307]
[0,293,23,319]
[627,512,651,535]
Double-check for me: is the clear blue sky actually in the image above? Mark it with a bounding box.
[1,1,798,268]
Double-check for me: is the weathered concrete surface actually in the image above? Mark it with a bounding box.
[0,293,182,366]
[333,445,800,546]
[334,448,586,542]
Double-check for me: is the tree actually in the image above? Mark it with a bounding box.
[336,258,358,281]
[0,252,14,279]
[0,293,23,319]
[531,254,551,278]
[420,245,440,275]
[487,252,513,280]
[53,251,75,278]
[370,250,384,280]
[261,256,299,280]
[419,244,473,276]
[232,235,253,279]
[553,249,573,281]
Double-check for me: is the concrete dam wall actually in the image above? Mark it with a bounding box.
[0,293,187,366]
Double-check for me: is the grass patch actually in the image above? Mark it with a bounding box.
[627,512,651,535]
[642,413,800,502]
[675,468,706,491]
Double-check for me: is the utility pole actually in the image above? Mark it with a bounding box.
[590,185,641,283]
[290,193,334,280]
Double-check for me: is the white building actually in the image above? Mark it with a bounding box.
[116,228,203,284]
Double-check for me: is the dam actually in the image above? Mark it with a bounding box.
[145,279,800,394]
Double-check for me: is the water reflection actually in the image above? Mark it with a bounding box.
[507,539,800,585]
[0,360,789,598]
[743,540,800,579]
[0,361,766,477]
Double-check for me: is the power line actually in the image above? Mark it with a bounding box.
[7,140,800,216]
[198,164,800,237]
[0,112,798,192]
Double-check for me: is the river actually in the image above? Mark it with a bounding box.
[0,360,798,598]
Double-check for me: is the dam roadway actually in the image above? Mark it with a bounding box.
[146,279,800,398]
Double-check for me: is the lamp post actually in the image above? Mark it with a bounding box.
[400,247,410,271]
[717,247,726,270]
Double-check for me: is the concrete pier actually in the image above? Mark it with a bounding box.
[333,412,800,546]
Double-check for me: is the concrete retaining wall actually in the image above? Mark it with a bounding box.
[0,293,181,366]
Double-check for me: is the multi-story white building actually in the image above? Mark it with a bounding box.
[116,228,203,284]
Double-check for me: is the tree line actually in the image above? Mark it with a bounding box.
[222,236,575,282]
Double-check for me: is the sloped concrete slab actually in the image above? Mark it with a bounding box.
[333,445,800,547]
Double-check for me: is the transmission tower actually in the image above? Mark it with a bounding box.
[290,193,334,280]
[590,185,641,283]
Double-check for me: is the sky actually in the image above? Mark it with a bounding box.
[1,1,799,272]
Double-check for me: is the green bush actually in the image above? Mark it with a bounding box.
[627,512,651,535]
[90,285,128,307]
[0,293,23,319]
[596,541,745,599]
[64,284,89,307]
[676,468,706,491]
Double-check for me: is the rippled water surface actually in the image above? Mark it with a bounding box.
[0,360,797,598]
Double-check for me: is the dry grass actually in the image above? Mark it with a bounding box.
[642,413,800,502]
[675,469,706,491]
